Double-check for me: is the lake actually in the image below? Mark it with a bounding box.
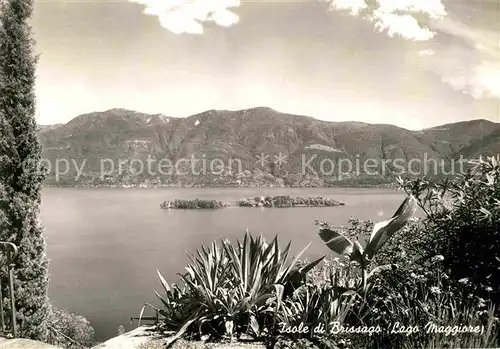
[40,187,406,342]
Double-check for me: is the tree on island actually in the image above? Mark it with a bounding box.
[0,0,50,340]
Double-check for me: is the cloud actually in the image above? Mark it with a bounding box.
[431,51,500,99]
[326,0,500,100]
[129,0,240,34]
[327,0,446,41]
[372,12,435,41]
[418,49,435,56]
[328,0,367,15]
[428,17,500,99]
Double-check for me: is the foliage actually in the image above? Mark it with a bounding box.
[398,155,500,307]
[307,193,498,348]
[46,307,96,349]
[371,218,424,267]
[271,281,353,338]
[360,254,498,348]
[0,0,51,340]
[288,253,498,349]
[161,199,229,209]
[348,193,500,348]
[316,195,417,292]
[273,255,375,349]
[236,196,342,208]
[143,233,324,347]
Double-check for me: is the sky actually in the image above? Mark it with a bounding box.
[31,0,500,130]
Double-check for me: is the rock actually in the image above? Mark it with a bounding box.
[0,338,63,349]
[92,326,159,349]
[92,326,266,349]
[170,339,266,349]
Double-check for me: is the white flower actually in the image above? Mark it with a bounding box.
[430,286,441,294]
[478,297,486,307]
[458,278,469,284]
[486,286,493,292]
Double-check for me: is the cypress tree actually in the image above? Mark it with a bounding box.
[0,0,50,340]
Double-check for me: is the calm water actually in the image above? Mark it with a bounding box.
[40,187,405,341]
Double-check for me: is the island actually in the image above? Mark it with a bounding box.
[237,195,345,207]
[160,195,345,209]
[160,199,230,209]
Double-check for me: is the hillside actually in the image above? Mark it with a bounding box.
[38,107,500,187]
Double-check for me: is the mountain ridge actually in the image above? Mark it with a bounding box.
[39,107,500,133]
[37,107,500,187]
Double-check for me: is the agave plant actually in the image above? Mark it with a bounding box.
[318,195,418,291]
[144,232,324,347]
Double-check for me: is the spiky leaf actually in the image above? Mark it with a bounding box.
[364,195,417,260]
[318,228,353,255]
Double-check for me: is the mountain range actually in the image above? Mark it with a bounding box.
[38,107,500,187]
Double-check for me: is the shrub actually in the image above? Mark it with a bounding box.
[236,198,254,207]
[272,256,378,349]
[311,194,494,348]
[316,195,417,292]
[295,226,499,349]
[398,155,500,307]
[363,260,499,348]
[46,307,96,348]
[164,199,228,209]
[236,196,342,208]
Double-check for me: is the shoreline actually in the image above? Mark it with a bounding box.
[42,183,397,189]
[160,196,346,209]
